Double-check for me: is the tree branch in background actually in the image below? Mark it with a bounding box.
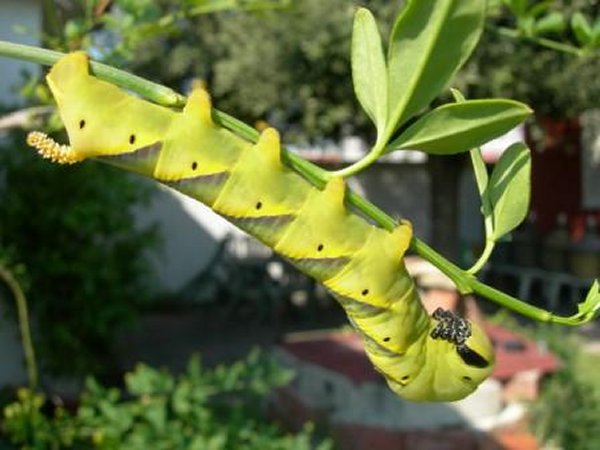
[0,264,38,391]
[0,106,53,132]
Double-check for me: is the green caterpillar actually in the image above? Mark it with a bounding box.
[28,52,494,402]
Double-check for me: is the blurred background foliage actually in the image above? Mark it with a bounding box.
[531,330,600,449]
[463,0,600,118]
[0,129,159,376]
[490,314,600,449]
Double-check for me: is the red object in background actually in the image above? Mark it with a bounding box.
[527,116,600,240]
[529,117,583,236]
[280,324,561,387]
[277,326,555,450]
[281,332,379,385]
[484,323,560,380]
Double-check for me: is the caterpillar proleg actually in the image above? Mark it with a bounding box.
[28,52,494,402]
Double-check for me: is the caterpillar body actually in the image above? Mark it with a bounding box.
[28,52,494,402]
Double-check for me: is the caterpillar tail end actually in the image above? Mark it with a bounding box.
[26,131,83,165]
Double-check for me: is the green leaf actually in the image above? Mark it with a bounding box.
[572,12,593,46]
[488,142,531,240]
[351,7,388,135]
[450,88,492,221]
[509,0,529,16]
[388,99,532,155]
[534,12,566,35]
[449,89,489,194]
[591,17,600,48]
[385,0,486,139]
[528,1,554,19]
[470,145,491,216]
[518,15,536,37]
[576,280,600,323]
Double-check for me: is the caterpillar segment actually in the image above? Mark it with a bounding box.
[154,89,246,206]
[28,52,495,402]
[211,128,313,248]
[45,51,175,167]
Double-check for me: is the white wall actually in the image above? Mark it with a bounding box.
[0,0,41,105]
[355,163,431,241]
[459,165,485,259]
[136,184,238,293]
[0,0,41,387]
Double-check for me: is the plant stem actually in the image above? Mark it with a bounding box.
[157,0,292,30]
[452,89,497,275]
[413,239,590,325]
[1,41,597,325]
[0,41,185,107]
[329,143,386,178]
[188,0,291,15]
[490,26,585,57]
[466,147,496,274]
[468,239,495,275]
[0,265,38,390]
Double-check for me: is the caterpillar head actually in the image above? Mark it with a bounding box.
[389,308,495,402]
[28,52,175,176]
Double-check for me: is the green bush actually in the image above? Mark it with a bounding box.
[0,130,159,376]
[529,327,600,450]
[485,313,600,449]
[463,0,600,118]
[490,315,600,450]
[2,350,332,450]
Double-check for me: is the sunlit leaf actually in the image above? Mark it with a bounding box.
[488,142,531,240]
[591,17,600,48]
[518,15,536,37]
[528,1,553,19]
[572,12,592,46]
[534,12,566,35]
[450,89,491,212]
[507,0,529,16]
[388,99,531,155]
[576,280,600,323]
[385,0,485,139]
[351,7,388,135]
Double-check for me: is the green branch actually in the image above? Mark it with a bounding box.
[1,40,597,326]
[467,239,495,275]
[156,0,292,32]
[0,41,185,106]
[0,264,38,390]
[490,25,586,57]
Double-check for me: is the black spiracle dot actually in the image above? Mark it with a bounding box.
[129,134,136,145]
[383,337,390,343]
[401,375,410,381]
[191,161,198,171]
[317,244,324,252]
[361,289,369,296]
[79,119,86,129]
[463,376,472,382]
[255,201,263,210]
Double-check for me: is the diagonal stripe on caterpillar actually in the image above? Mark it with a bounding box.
[27,52,494,402]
